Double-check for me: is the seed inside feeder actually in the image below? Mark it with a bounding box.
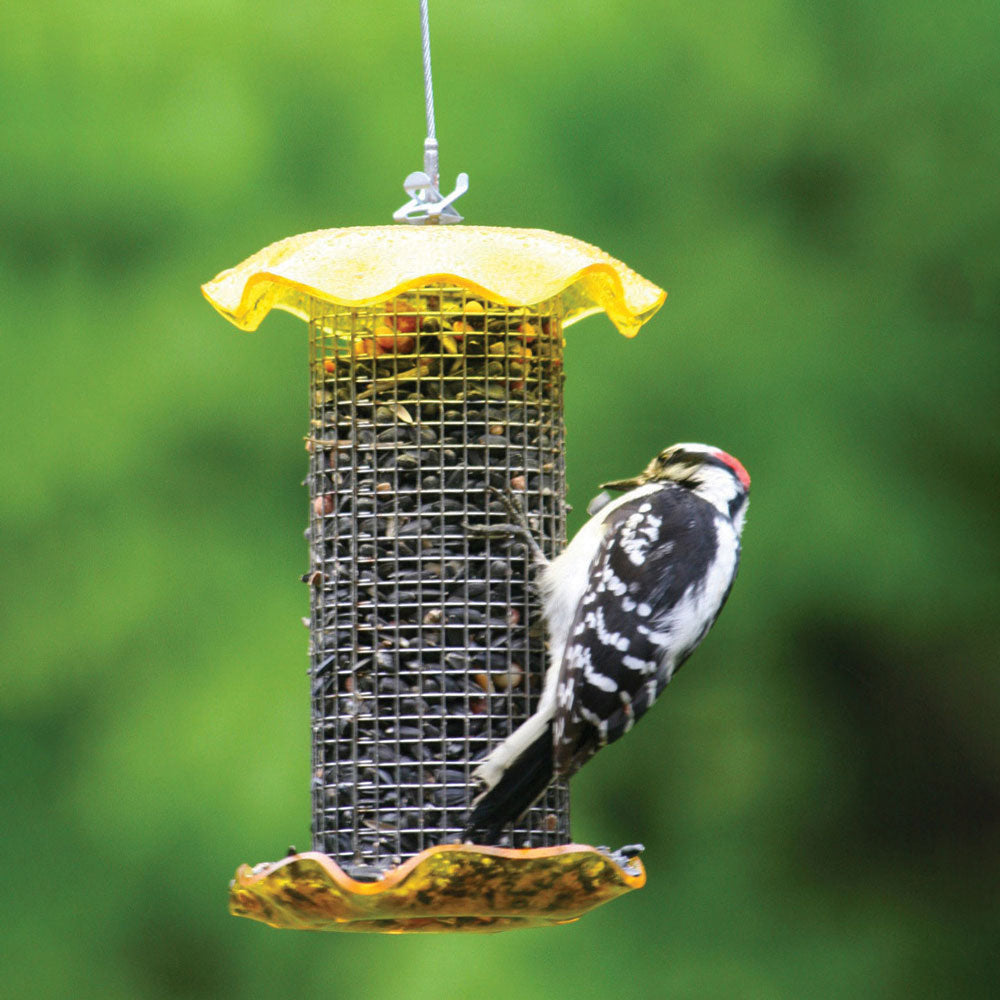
[307,285,570,878]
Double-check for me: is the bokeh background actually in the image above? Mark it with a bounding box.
[3,1,998,997]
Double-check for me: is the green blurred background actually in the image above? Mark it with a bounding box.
[3,1,997,997]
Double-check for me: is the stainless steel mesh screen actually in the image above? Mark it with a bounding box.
[307,285,570,880]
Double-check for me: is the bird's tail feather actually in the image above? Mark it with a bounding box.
[463,725,555,844]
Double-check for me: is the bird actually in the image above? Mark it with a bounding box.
[463,442,751,842]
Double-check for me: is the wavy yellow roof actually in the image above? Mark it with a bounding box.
[202,226,665,337]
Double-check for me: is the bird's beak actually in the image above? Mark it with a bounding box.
[600,476,644,491]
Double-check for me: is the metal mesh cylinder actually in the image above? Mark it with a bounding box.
[306,285,570,879]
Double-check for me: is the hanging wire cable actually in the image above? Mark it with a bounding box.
[420,0,436,142]
[394,0,468,223]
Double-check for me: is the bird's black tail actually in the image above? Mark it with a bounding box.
[463,725,555,844]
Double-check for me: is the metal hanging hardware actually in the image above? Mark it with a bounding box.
[393,1,468,224]
[394,142,469,224]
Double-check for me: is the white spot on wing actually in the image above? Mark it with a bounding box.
[585,606,630,652]
[584,666,618,693]
[622,654,654,674]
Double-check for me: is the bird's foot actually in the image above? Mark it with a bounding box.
[462,488,547,564]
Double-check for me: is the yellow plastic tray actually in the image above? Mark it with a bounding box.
[230,843,646,933]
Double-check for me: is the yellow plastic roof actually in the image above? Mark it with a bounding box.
[202,226,665,337]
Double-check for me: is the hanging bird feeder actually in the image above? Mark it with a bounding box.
[203,4,665,934]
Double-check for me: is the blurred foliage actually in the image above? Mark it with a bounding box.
[2,1,998,997]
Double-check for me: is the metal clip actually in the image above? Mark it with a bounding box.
[393,138,468,224]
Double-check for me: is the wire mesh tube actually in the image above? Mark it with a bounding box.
[307,286,570,879]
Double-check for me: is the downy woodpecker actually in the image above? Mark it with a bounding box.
[464,443,750,842]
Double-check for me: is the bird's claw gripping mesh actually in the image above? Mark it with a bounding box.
[229,844,646,933]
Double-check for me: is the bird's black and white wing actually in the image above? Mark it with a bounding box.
[553,483,740,775]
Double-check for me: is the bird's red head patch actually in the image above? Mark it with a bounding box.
[713,450,751,490]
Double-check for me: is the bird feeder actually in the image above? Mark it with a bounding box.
[203,226,664,931]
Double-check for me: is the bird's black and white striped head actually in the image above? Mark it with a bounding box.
[602,442,751,528]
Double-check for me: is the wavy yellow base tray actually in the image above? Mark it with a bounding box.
[230,843,645,933]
